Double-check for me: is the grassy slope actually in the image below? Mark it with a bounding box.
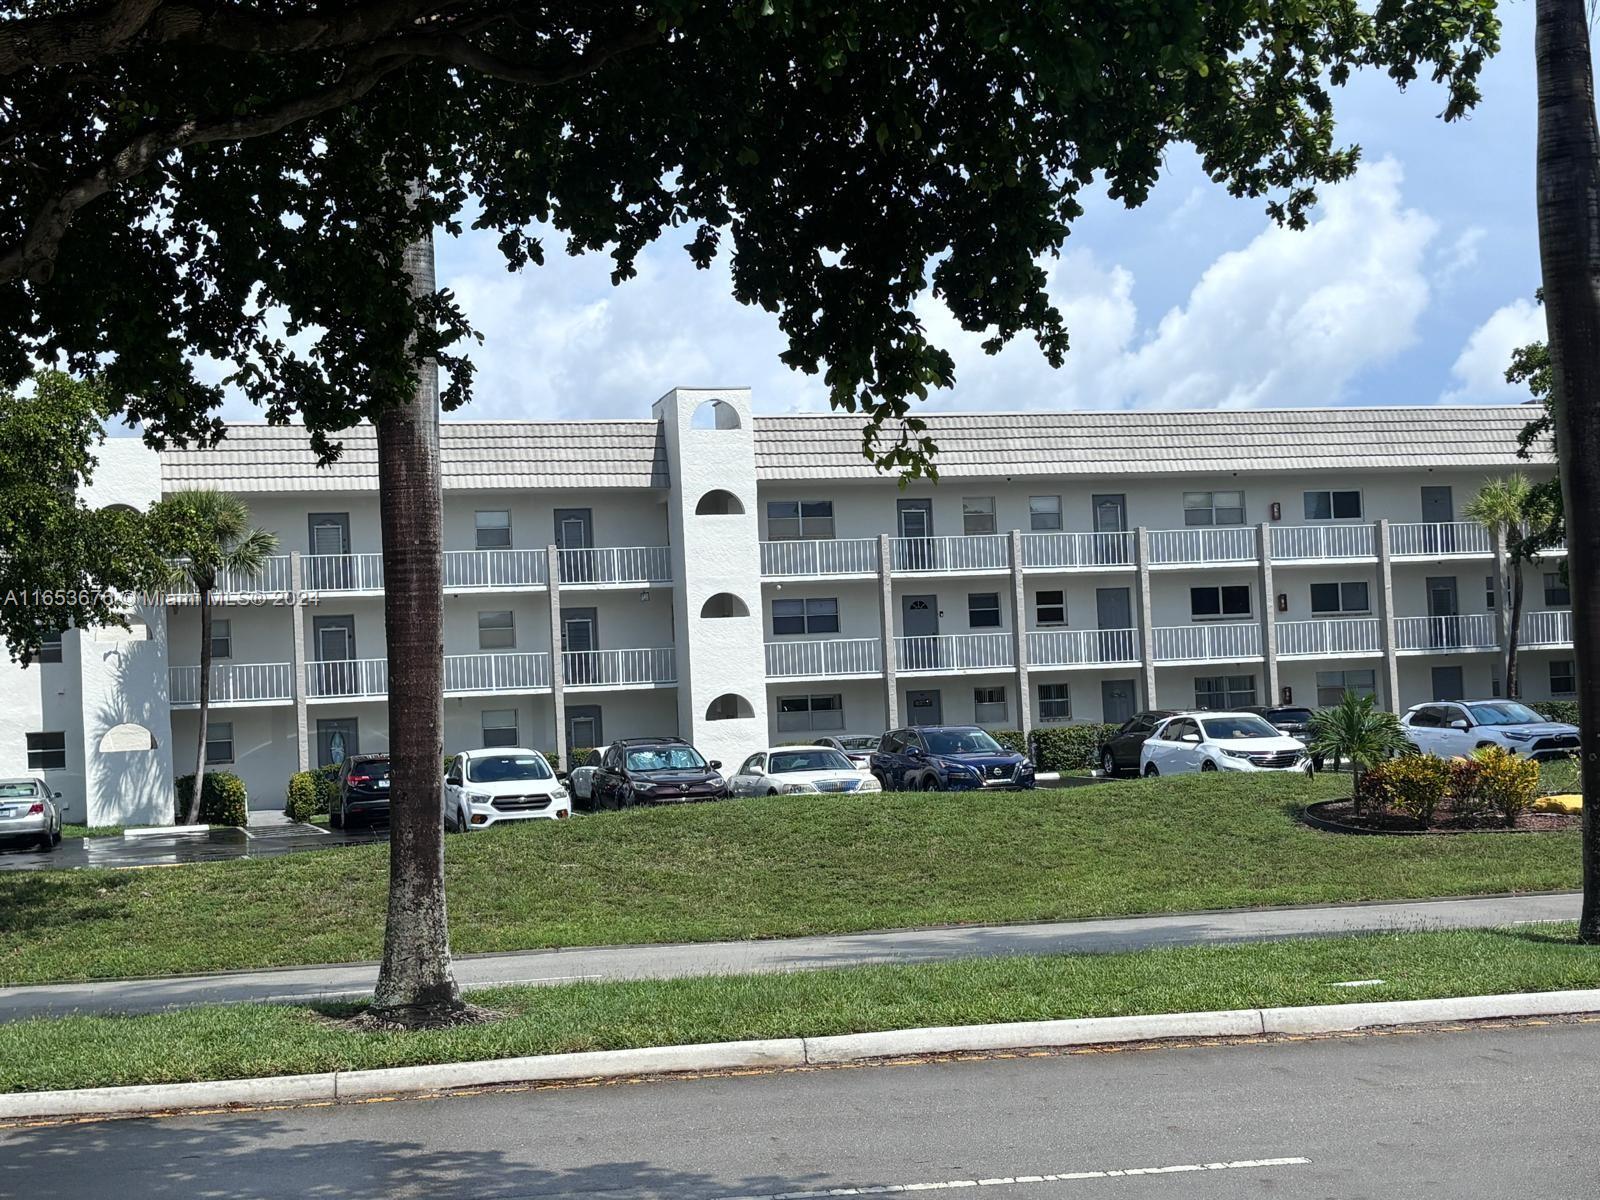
[0,773,1579,986]
[1,925,1594,1093]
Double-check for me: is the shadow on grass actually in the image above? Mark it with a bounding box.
[0,870,131,936]
[1483,925,1582,949]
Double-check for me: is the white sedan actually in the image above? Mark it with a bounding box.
[728,746,883,796]
[443,747,571,831]
[1139,713,1312,776]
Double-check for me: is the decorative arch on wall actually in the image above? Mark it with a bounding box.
[699,593,750,619]
[705,693,755,721]
[694,489,745,516]
[690,398,742,430]
[99,723,158,752]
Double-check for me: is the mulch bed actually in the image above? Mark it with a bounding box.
[1302,798,1580,836]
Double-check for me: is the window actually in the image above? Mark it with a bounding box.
[26,732,66,771]
[973,686,1008,724]
[1183,491,1245,527]
[210,618,232,660]
[962,496,996,535]
[1552,660,1577,696]
[37,632,62,664]
[968,592,1002,629]
[1194,675,1256,710]
[1309,581,1370,615]
[1029,495,1063,531]
[478,610,515,650]
[475,510,511,550]
[765,500,835,540]
[776,694,845,732]
[772,597,839,636]
[205,721,234,765]
[1545,572,1572,607]
[1316,669,1377,707]
[1190,585,1251,619]
[1486,574,1497,609]
[1035,590,1067,626]
[1039,683,1071,722]
[482,708,518,747]
[1303,490,1363,520]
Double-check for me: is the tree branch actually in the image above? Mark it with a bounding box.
[394,18,661,87]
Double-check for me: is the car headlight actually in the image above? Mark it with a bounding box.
[782,782,819,794]
[858,776,882,791]
[632,781,656,793]
[1220,748,1254,759]
[465,791,493,804]
[1019,759,1035,772]
[1501,731,1534,742]
[550,787,569,800]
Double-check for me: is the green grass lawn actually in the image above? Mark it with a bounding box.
[1,924,1595,1094]
[60,825,123,840]
[0,773,1579,987]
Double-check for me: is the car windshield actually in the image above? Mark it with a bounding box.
[349,760,390,780]
[466,754,553,783]
[0,781,38,799]
[1467,702,1544,726]
[627,746,708,772]
[769,750,855,774]
[839,737,880,750]
[1199,715,1281,740]
[923,729,1004,755]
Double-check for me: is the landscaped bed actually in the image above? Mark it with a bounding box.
[1303,798,1579,835]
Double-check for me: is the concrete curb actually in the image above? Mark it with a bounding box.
[5,988,1598,1121]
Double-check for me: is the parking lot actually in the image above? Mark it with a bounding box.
[0,821,388,872]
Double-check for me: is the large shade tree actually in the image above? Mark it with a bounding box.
[3,1,1506,1019]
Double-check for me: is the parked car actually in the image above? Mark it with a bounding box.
[590,738,727,809]
[1139,713,1312,776]
[815,735,880,769]
[0,776,62,851]
[728,746,884,796]
[1099,711,1178,776]
[870,726,1035,792]
[329,753,391,828]
[1241,705,1324,770]
[443,747,571,831]
[566,748,603,809]
[1401,700,1580,761]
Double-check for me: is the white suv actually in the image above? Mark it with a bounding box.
[1401,701,1579,761]
[443,747,571,831]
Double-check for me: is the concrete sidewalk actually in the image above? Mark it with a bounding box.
[0,892,1576,1022]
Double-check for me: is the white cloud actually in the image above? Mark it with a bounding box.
[1435,226,1486,286]
[1443,297,1547,403]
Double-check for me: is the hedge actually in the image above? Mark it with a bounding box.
[1529,700,1580,726]
[284,772,321,823]
[173,772,249,827]
[991,724,1120,773]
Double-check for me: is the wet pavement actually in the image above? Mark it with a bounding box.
[0,821,389,872]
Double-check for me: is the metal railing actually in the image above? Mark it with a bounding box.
[1269,524,1377,561]
[169,662,294,706]
[1148,527,1257,566]
[307,656,389,698]
[303,552,385,592]
[1394,613,1499,651]
[556,546,672,586]
[1020,531,1135,570]
[1520,609,1573,648]
[1276,618,1382,657]
[562,646,677,687]
[1390,521,1492,557]
[1026,628,1139,667]
[764,638,883,678]
[165,555,295,600]
[1151,622,1262,663]
[444,550,548,590]
[444,652,552,694]
[760,538,878,577]
[889,534,1011,573]
[894,631,1014,672]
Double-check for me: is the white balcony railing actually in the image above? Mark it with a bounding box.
[1395,613,1499,652]
[760,538,878,577]
[303,553,385,593]
[169,662,294,706]
[1390,521,1492,558]
[444,550,548,590]
[1152,622,1263,663]
[1027,628,1139,667]
[307,656,389,698]
[444,652,551,694]
[1269,524,1377,561]
[765,638,883,678]
[1276,618,1382,658]
[894,631,1014,673]
[556,546,672,586]
[1020,532,1135,570]
[1148,527,1257,567]
[889,534,1011,573]
[563,647,677,687]
[165,555,295,601]
[1520,609,1573,648]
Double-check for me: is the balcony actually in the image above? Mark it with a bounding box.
[1020,532,1134,571]
[1277,618,1382,659]
[308,657,389,699]
[1027,628,1139,668]
[445,651,551,694]
[1151,622,1262,664]
[303,553,385,593]
[555,546,672,587]
[169,662,294,707]
[445,550,548,590]
[765,638,883,678]
[894,632,1014,673]
[562,647,677,688]
[889,534,1011,574]
[761,538,878,578]
[1390,521,1492,559]
[1395,614,1499,653]
[239,547,673,597]
[1270,524,1377,563]
[1147,527,1256,568]
[166,555,295,602]
[1520,609,1573,648]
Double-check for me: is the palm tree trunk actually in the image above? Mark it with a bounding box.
[1535,0,1600,941]
[369,224,462,1023]
[1507,563,1524,699]
[188,586,212,824]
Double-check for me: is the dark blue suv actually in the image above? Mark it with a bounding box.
[871,726,1036,792]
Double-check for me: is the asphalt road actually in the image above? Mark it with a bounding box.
[0,822,387,872]
[0,892,1577,1021]
[3,1019,1595,1199]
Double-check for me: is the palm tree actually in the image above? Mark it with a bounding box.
[1465,474,1552,698]
[159,490,277,824]
[1308,692,1411,801]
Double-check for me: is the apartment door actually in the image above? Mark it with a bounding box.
[1421,486,1454,553]
[316,718,359,769]
[566,705,603,753]
[906,689,943,726]
[1431,665,1465,702]
[1101,679,1137,725]
[562,608,598,685]
[1092,494,1128,564]
[900,594,940,671]
[307,512,351,590]
[1426,576,1459,650]
[312,615,357,696]
[896,499,935,570]
[1095,587,1133,662]
[555,508,594,582]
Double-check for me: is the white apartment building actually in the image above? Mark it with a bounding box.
[2,389,1568,826]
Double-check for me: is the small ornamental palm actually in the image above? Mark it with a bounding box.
[1308,692,1411,799]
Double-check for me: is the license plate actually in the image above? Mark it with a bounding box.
[0,807,12,818]
[378,780,390,788]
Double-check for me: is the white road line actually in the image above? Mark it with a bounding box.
[713,1157,1311,1198]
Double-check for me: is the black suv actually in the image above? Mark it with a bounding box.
[329,753,391,828]
[590,738,727,810]
[1099,711,1178,776]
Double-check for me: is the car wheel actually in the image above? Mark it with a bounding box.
[872,773,889,792]
[1143,764,1160,778]
[1200,759,1218,772]
[1100,749,1118,776]
[1476,741,1498,752]
[329,804,344,829]
[921,774,942,793]
[37,831,55,851]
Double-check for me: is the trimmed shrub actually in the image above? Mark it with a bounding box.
[1471,745,1541,827]
[1447,756,1491,819]
[1361,754,1450,825]
[991,730,1029,758]
[1529,700,1580,726]
[1031,724,1120,773]
[173,771,249,827]
[284,771,321,822]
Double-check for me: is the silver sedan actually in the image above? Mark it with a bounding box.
[0,777,63,851]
